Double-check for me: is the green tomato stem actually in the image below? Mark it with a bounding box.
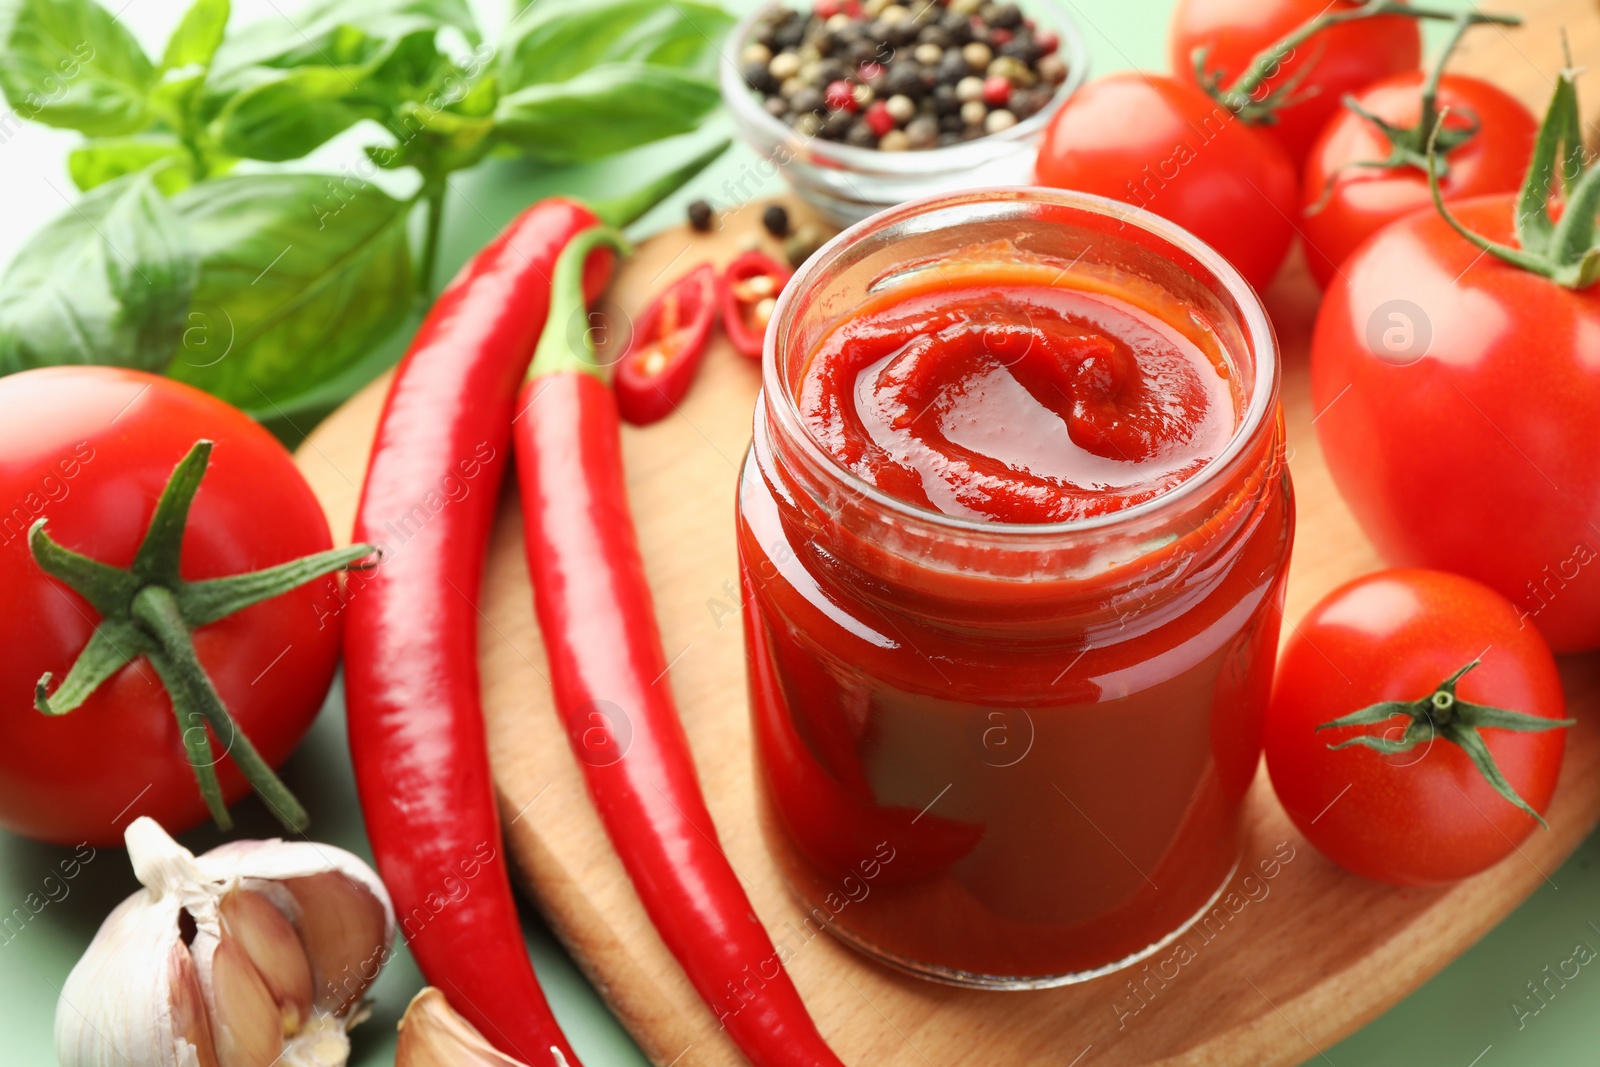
[1217,0,1520,121]
[28,439,375,834]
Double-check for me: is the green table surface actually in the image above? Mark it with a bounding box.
[4,1,1596,1064]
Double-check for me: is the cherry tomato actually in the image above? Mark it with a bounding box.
[0,368,343,845]
[1169,0,1422,165]
[1311,195,1600,652]
[1266,569,1567,886]
[1035,72,1298,292]
[1302,73,1537,288]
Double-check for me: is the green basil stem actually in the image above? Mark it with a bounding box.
[528,226,633,382]
[29,439,376,833]
[418,183,447,296]
[1203,0,1521,123]
[1317,660,1574,827]
[588,139,731,228]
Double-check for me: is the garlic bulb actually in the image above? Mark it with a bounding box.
[396,987,569,1067]
[57,816,394,1067]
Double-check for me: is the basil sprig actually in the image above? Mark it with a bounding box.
[0,0,731,431]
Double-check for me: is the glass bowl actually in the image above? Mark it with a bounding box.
[719,0,1089,227]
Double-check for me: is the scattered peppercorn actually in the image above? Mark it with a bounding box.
[687,199,714,232]
[763,204,792,238]
[742,0,1070,151]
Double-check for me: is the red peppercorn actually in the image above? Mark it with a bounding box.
[815,0,842,17]
[825,79,859,113]
[864,100,894,136]
[1035,29,1059,56]
[858,60,885,82]
[844,0,865,15]
[982,75,1012,107]
[990,27,1014,45]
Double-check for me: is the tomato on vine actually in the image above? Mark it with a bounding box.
[1311,66,1600,652]
[1301,16,1538,287]
[1170,0,1520,168]
[1266,570,1570,886]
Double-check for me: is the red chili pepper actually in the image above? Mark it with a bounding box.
[344,144,727,1066]
[614,262,719,426]
[721,250,792,359]
[514,229,849,1067]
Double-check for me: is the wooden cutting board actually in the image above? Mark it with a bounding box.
[293,12,1600,1062]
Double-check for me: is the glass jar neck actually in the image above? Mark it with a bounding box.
[753,188,1283,631]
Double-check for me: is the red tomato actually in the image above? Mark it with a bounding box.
[1169,0,1421,165]
[1035,72,1298,291]
[1311,195,1600,652]
[1301,72,1537,288]
[0,368,343,845]
[1266,569,1567,886]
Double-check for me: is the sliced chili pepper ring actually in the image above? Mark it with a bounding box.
[615,262,720,425]
[721,250,792,359]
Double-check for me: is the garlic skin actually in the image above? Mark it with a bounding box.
[396,987,571,1067]
[57,817,394,1067]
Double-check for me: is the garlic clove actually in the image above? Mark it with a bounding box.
[219,890,313,1035]
[202,928,287,1067]
[395,987,535,1066]
[168,937,223,1067]
[279,872,390,1015]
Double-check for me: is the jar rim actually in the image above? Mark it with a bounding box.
[760,186,1282,539]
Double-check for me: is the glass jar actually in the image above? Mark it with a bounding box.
[736,188,1293,988]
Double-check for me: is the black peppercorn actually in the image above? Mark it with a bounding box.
[992,3,1024,28]
[844,120,878,147]
[936,49,968,84]
[1000,36,1041,64]
[762,204,791,238]
[939,112,965,133]
[940,11,973,44]
[687,199,714,232]
[884,61,926,98]
[816,58,848,85]
[773,19,805,49]
[932,82,961,116]
[917,24,952,49]
[790,86,825,117]
[820,108,856,139]
[743,61,777,93]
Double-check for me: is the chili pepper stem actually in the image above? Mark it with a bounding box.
[528,227,634,382]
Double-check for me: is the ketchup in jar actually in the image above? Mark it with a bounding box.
[737,189,1292,986]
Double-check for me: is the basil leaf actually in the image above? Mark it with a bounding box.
[493,63,719,164]
[500,0,732,89]
[0,173,196,375]
[210,0,476,75]
[69,135,196,193]
[211,66,377,161]
[161,0,228,72]
[165,174,414,411]
[0,0,155,135]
